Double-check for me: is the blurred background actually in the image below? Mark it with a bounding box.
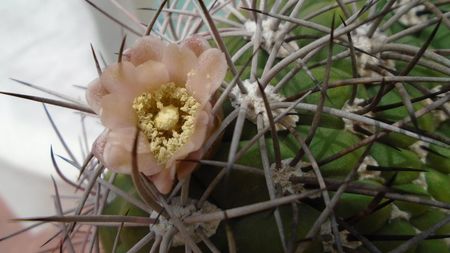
[0,0,154,220]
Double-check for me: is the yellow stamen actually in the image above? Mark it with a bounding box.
[132,83,200,165]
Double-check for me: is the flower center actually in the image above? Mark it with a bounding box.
[155,105,179,131]
[132,83,200,165]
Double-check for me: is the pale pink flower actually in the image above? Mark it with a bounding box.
[86,36,227,194]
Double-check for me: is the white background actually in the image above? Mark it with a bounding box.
[0,0,153,218]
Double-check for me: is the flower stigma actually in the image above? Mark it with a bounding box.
[155,105,179,131]
[132,83,200,165]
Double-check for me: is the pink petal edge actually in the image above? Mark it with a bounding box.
[186,48,227,104]
[100,94,136,130]
[181,35,211,57]
[95,128,161,176]
[162,43,198,85]
[135,60,170,93]
[123,36,165,66]
[86,78,108,114]
[149,167,174,194]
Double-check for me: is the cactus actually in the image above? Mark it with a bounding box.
[1,0,450,253]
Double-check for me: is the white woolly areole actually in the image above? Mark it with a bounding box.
[357,155,381,180]
[424,85,450,122]
[244,18,300,58]
[410,93,445,196]
[390,205,411,221]
[342,98,374,133]
[320,220,362,252]
[409,140,430,164]
[271,159,319,197]
[352,24,395,77]
[230,80,299,130]
[320,220,334,252]
[339,230,363,250]
[395,0,428,27]
[149,197,220,247]
[413,172,428,191]
[343,98,365,131]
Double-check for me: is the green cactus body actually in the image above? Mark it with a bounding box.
[410,208,450,235]
[373,218,418,253]
[415,240,450,253]
[82,0,450,252]
[393,184,431,217]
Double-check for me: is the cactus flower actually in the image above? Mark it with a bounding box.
[86,36,227,194]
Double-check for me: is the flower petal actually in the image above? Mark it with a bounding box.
[177,148,204,180]
[86,78,108,114]
[107,127,150,153]
[103,145,160,175]
[135,60,170,92]
[176,103,217,179]
[136,153,162,176]
[92,129,109,165]
[181,36,210,57]
[123,36,164,66]
[101,128,161,175]
[186,48,227,104]
[162,43,198,85]
[100,61,138,95]
[102,143,134,174]
[100,94,136,129]
[149,167,174,194]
